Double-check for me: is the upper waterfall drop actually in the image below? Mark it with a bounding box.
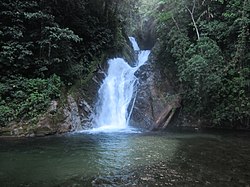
[129,37,140,51]
[91,37,150,132]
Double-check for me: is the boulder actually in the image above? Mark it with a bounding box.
[34,116,57,136]
[64,95,82,131]
[131,55,179,130]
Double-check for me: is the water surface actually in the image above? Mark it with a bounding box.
[0,131,250,186]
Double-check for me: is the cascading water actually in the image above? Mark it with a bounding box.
[91,37,150,132]
[129,37,140,51]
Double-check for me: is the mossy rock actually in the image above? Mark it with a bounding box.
[0,127,12,136]
[34,126,56,137]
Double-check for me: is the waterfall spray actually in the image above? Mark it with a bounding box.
[91,37,150,132]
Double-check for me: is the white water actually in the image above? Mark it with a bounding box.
[90,37,150,132]
[129,37,140,51]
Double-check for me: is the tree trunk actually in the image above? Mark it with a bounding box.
[185,0,200,40]
[162,109,176,129]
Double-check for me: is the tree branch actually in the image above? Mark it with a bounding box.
[185,0,200,40]
[171,15,180,31]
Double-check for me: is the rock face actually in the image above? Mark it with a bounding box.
[0,93,95,137]
[136,18,157,50]
[131,56,179,130]
[31,70,104,136]
[33,95,84,136]
[64,95,82,131]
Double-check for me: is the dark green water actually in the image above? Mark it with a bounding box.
[0,131,250,187]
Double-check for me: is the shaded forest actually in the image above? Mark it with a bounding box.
[153,0,249,128]
[0,0,137,126]
[0,0,249,129]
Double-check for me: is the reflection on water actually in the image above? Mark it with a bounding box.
[0,131,250,186]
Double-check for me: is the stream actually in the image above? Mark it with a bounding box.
[1,131,250,186]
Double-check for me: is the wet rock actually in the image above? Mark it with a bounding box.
[34,117,57,136]
[12,126,25,136]
[63,95,82,131]
[57,122,72,134]
[131,57,176,130]
[49,100,58,114]
[34,128,53,137]
[79,99,93,114]
[0,127,12,136]
[33,94,83,135]
[136,17,157,50]
[26,133,35,137]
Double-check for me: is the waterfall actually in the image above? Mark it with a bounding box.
[91,37,150,132]
[129,37,140,51]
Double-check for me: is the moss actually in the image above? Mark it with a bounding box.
[0,127,12,136]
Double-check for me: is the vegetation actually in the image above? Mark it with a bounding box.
[0,75,61,125]
[0,0,134,126]
[154,0,250,128]
[1,0,249,129]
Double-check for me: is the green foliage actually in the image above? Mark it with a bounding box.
[44,27,82,42]
[0,75,62,126]
[154,0,250,127]
[0,106,14,125]
[0,0,126,81]
[0,0,133,126]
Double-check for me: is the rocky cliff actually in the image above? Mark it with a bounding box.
[130,53,181,130]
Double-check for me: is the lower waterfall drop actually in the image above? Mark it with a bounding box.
[91,37,150,132]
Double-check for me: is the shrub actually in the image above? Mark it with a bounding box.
[0,75,62,126]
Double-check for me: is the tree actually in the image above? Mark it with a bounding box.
[154,0,250,127]
[0,0,133,126]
